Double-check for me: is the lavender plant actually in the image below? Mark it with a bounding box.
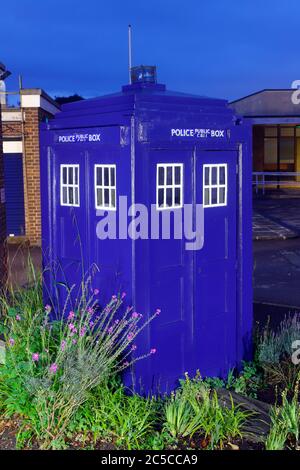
[0,277,159,449]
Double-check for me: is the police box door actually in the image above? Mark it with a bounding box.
[195,149,238,377]
[53,148,88,307]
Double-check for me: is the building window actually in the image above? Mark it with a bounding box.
[203,164,227,208]
[95,165,116,210]
[263,125,296,172]
[156,164,183,210]
[60,165,80,207]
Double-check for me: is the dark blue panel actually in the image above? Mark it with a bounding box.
[4,153,25,236]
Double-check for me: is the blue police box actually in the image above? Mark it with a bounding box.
[40,66,253,393]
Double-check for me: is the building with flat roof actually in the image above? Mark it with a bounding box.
[2,88,60,245]
[230,89,300,174]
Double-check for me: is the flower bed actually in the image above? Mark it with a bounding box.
[1,274,300,450]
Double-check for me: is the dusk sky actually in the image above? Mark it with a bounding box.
[2,0,299,103]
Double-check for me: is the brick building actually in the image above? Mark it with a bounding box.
[0,63,10,286]
[2,89,60,245]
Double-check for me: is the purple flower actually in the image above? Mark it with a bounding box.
[79,327,86,337]
[72,339,77,345]
[49,363,58,374]
[32,353,39,362]
[68,323,75,331]
[111,295,117,302]
[16,314,21,321]
[150,348,157,355]
[131,344,137,351]
[8,338,15,346]
[121,292,126,299]
[68,311,75,320]
[131,312,139,319]
[127,332,134,342]
[123,361,129,367]
[89,321,94,328]
[94,289,99,296]
[108,326,113,334]
[155,308,161,315]
[87,307,94,315]
[45,304,51,314]
[61,340,66,352]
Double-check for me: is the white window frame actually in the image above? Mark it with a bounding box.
[60,164,80,207]
[94,164,117,211]
[156,163,183,210]
[203,163,227,208]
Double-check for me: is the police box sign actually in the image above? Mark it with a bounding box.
[171,128,227,139]
[55,132,101,143]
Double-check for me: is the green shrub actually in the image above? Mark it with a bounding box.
[266,385,300,450]
[68,379,159,450]
[257,315,300,390]
[205,362,262,398]
[0,272,159,449]
[164,372,252,449]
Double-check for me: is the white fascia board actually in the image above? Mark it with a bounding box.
[40,96,60,115]
[3,141,23,153]
[21,93,60,115]
[21,94,41,108]
[1,111,22,122]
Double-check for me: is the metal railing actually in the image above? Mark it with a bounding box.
[253,172,300,195]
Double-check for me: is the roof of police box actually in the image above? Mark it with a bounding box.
[56,82,229,116]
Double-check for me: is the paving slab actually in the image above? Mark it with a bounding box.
[253,237,300,308]
[253,196,300,240]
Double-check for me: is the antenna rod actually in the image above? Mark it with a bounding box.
[128,24,132,84]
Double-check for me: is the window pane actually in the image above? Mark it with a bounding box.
[175,188,181,206]
[104,167,109,186]
[68,167,74,184]
[166,167,173,185]
[280,127,294,137]
[97,189,103,207]
[204,188,210,206]
[219,187,225,204]
[110,167,115,186]
[204,167,210,186]
[158,167,164,185]
[264,138,278,166]
[62,167,67,184]
[280,138,295,164]
[111,189,116,208]
[104,188,110,206]
[211,167,217,185]
[175,166,181,184]
[74,188,79,206]
[211,188,218,205]
[74,167,78,184]
[219,166,226,185]
[166,188,172,206]
[69,187,74,204]
[158,188,164,207]
[63,187,68,204]
[97,167,102,186]
[265,127,278,137]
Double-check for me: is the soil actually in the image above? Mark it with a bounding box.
[0,419,266,451]
[0,418,18,450]
[0,386,296,451]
